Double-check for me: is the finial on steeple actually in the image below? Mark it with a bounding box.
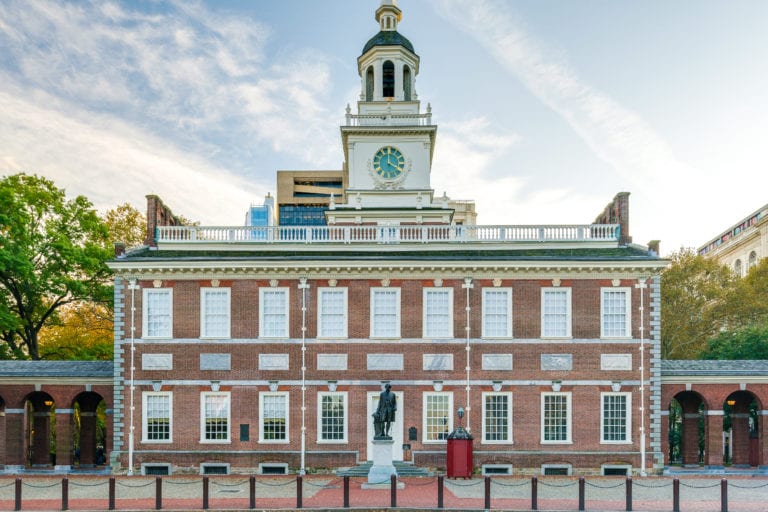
[376,0,402,32]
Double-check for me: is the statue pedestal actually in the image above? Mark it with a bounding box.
[365,438,398,486]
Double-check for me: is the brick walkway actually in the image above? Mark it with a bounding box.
[0,475,767,511]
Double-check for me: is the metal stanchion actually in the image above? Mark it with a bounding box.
[390,474,397,508]
[437,475,444,509]
[62,477,69,511]
[202,476,209,510]
[155,476,162,510]
[484,476,491,510]
[14,477,21,511]
[721,478,728,512]
[673,478,680,512]
[297,475,303,509]
[343,475,350,508]
[578,477,585,511]
[531,476,538,511]
[249,475,256,509]
[626,476,632,511]
[109,477,116,510]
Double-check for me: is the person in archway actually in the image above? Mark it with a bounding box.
[376,384,397,438]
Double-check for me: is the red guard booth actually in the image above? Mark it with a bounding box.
[446,425,474,478]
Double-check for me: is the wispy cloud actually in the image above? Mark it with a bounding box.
[0,0,341,220]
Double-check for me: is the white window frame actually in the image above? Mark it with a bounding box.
[317,287,348,339]
[481,392,513,444]
[422,392,453,443]
[317,392,348,444]
[259,392,289,443]
[142,288,172,339]
[541,392,572,444]
[259,288,289,338]
[482,288,513,338]
[600,287,632,339]
[600,392,632,444]
[200,391,231,443]
[370,287,401,338]
[541,288,572,338]
[200,288,231,339]
[142,391,172,443]
[423,288,453,338]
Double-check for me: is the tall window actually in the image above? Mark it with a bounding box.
[365,66,374,101]
[601,288,631,338]
[260,288,289,338]
[541,393,571,443]
[318,288,347,338]
[482,393,513,443]
[318,392,347,443]
[601,393,631,443]
[143,289,172,338]
[201,392,230,442]
[371,288,400,338]
[423,288,453,338]
[748,251,758,269]
[260,392,288,443]
[734,259,743,276]
[201,288,230,338]
[403,65,412,101]
[482,288,512,338]
[382,60,395,97]
[423,392,452,442]
[143,392,171,442]
[541,288,571,338]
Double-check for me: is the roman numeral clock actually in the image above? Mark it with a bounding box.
[369,145,410,189]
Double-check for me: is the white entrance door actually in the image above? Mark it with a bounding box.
[367,391,404,461]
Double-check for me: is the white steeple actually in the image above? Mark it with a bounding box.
[376,0,402,32]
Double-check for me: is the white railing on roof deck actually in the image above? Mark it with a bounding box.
[345,112,433,127]
[155,224,620,245]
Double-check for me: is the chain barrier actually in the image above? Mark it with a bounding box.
[729,480,768,489]
[69,479,109,487]
[585,480,626,489]
[403,476,437,487]
[256,478,298,487]
[491,478,530,487]
[444,478,484,487]
[22,481,61,489]
[679,480,722,489]
[0,481,17,488]
[116,479,156,488]
[634,480,673,488]
[163,478,199,486]
[210,478,249,488]
[539,479,578,488]
[303,478,338,489]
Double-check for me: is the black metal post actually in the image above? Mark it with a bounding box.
[155,476,162,510]
[484,476,491,510]
[296,475,303,509]
[14,477,21,511]
[626,476,632,512]
[202,476,209,510]
[390,474,397,508]
[721,478,727,512]
[109,477,116,510]
[578,476,585,511]
[673,478,680,512]
[62,477,69,511]
[437,475,444,509]
[531,476,538,511]
[249,475,256,509]
[343,475,350,508]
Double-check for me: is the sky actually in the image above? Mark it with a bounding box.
[1,0,767,255]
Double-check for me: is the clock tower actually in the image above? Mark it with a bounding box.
[329,0,450,225]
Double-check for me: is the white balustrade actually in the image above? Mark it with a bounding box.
[155,224,619,245]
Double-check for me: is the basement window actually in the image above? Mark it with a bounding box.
[602,464,631,476]
[142,463,171,476]
[542,464,571,476]
[259,463,288,475]
[201,463,230,475]
[482,464,512,475]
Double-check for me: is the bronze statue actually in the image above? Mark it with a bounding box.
[374,383,397,439]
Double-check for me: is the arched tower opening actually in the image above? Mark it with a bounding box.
[365,66,374,102]
[403,65,412,101]
[382,60,395,98]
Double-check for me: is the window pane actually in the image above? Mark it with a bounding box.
[319,290,345,338]
[373,290,398,337]
[262,395,287,440]
[146,394,170,440]
[203,290,229,338]
[603,290,628,337]
[146,291,171,337]
[484,290,510,337]
[320,394,345,441]
[204,394,229,440]
[425,290,451,338]
[543,394,569,442]
[484,394,509,442]
[603,394,628,442]
[262,290,287,337]
[425,394,450,441]
[543,290,568,337]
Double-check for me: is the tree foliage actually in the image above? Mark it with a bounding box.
[103,202,146,249]
[660,248,737,359]
[38,302,113,360]
[0,173,112,359]
[700,324,768,360]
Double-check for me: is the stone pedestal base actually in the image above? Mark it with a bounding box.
[367,438,397,485]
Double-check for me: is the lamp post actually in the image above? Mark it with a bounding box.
[127,278,139,476]
[635,278,648,476]
[462,278,473,432]
[298,278,310,476]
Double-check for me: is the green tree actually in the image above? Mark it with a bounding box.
[104,202,146,248]
[731,258,768,326]
[661,248,737,359]
[38,302,113,360]
[700,324,768,360]
[0,173,112,359]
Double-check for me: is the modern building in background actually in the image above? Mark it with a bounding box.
[245,193,275,228]
[699,203,767,276]
[276,170,345,226]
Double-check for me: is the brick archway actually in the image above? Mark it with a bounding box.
[724,391,761,466]
[73,391,107,467]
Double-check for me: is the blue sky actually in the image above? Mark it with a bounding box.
[1,0,766,254]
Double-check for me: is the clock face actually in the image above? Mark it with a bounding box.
[372,146,405,180]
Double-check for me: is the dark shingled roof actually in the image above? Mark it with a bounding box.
[362,30,415,55]
[661,360,768,376]
[0,360,113,378]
